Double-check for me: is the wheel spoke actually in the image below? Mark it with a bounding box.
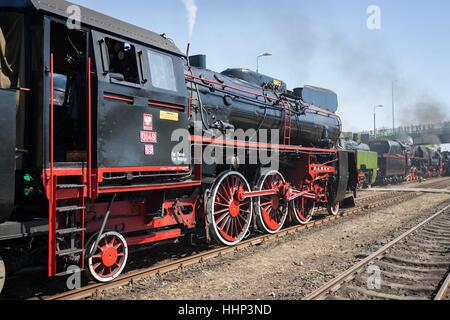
[216,192,231,205]
[214,207,231,216]
[224,216,232,235]
[219,215,232,229]
[92,262,102,270]
[215,201,229,208]
[224,179,234,198]
[239,209,250,216]
[235,215,243,230]
[233,218,239,236]
[216,212,230,226]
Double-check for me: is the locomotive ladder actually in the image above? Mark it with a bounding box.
[49,178,87,277]
[281,99,292,145]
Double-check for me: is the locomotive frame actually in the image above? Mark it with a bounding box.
[0,0,357,292]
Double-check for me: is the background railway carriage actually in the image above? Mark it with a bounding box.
[0,0,357,292]
[369,140,407,185]
[341,139,378,188]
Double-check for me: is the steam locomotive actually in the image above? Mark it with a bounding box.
[344,136,445,187]
[0,0,357,292]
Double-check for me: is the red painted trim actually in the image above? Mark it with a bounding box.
[44,168,86,177]
[189,135,338,153]
[56,188,85,201]
[148,101,185,111]
[126,229,182,246]
[98,181,201,194]
[98,166,190,174]
[48,53,56,277]
[242,189,278,200]
[50,54,54,179]
[104,94,134,104]
[48,177,57,277]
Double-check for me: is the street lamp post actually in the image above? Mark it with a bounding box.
[392,81,396,136]
[256,53,272,73]
[374,105,384,139]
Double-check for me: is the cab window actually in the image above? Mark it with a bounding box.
[147,50,177,92]
[105,37,140,84]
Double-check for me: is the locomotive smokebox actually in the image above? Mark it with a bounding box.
[189,55,207,69]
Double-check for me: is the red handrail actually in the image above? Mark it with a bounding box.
[48,53,56,276]
[87,57,93,199]
[50,53,54,178]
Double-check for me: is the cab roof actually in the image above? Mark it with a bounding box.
[0,0,183,56]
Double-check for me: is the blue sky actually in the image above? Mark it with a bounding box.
[72,0,450,133]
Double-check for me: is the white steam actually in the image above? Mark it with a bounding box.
[181,0,198,41]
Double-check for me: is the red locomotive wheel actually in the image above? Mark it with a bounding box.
[86,231,128,283]
[327,202,340,216]
[208,171,253,246]
[291,197,316,225]
[255,171,288,234]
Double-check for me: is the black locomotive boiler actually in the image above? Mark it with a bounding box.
[0,0,357,292]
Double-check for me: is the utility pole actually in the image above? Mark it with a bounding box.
[392,82,396,137]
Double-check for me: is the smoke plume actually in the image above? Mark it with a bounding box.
[181,0,198,42]
[400,95,447,125]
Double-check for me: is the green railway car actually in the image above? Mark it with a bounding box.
[341,138,378,188]
[356,150,378,187]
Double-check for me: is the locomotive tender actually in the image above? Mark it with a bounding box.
[0,0,357,291]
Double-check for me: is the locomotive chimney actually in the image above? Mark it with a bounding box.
[189,54,207,69]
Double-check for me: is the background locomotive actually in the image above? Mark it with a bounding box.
[0,0,357,293]
[340,138,378,188]
[343,134,445,187]
[369,140,408,185]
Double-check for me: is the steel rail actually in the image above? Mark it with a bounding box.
[302,203,450,300]
[435,273,450,300]
[44,191,419,300]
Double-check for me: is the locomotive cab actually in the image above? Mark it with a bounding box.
[0,8,26,223]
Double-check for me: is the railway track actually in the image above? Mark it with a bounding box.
[40,178,450,300]
[435,272,450,300]
[302,204,450,300]
[44,190,425,300]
